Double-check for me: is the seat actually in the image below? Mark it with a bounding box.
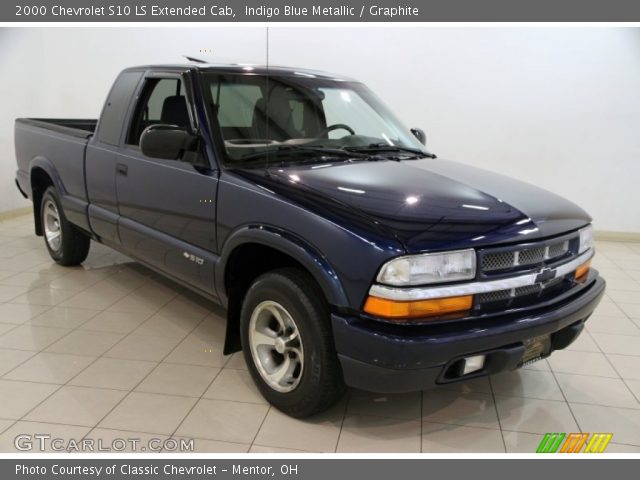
[160,96,191,129]
[301,101,325,138]
[252,88,299,141]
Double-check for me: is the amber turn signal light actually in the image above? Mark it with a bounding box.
[363,295,473,320]
[575,260,591,280]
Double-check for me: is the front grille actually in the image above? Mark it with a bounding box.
[475,275,574,312]
[514,284,543,296]
[477,284,542,304]
[477,289,513,303]
[548,241,569,258]
[481,239,572,273]
[481,252,515,271]
[518,247,546,265]
[474,232,581,312]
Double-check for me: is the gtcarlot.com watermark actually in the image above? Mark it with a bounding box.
[15,434,194,452]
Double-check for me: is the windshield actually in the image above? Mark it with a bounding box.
[204,72,429,165]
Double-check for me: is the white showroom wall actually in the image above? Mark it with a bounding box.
[1,27,638,234]
[269,27,640,234]
[0,27,268,213]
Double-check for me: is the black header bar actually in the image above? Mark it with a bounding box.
[4,0,640,22]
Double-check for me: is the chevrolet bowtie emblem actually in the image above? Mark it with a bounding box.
[535,267,557,284]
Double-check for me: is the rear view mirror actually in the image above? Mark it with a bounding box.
[140,124,197,160]
[410,128,426,146]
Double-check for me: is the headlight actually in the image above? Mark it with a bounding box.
[578,225,594,254]
[377,249,476,286]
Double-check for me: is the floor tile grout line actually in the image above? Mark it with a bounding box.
[7,261,179,430]
[0,265,145,426]
[488,387,640,412]
[421,419,503,432]
[81,311,215,445]
[565,348,640,358]
[2,260,123,307]
[0,309,108,380]
[619,377,640,405]
[250,444,321,454]
[3,222,640,452]
[9,418,258,448]
[0,323,28,343]
[4,379,266,403]
[161,354,229,451]
[590,328,640,408]
[0,262,154,361]
[0,276,162,381]
[0,306,56,332]
[419,390,424,453]
[487,376,508,453]
[546,364,584,433]
[0,419,18,437]
[332,393,350,453]
[542,365,624,380]
[245,405,273,454]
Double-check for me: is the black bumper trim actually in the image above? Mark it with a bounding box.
[334,275,605,393]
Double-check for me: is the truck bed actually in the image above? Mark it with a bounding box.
[14,117,96,229]
[16,118,97,139]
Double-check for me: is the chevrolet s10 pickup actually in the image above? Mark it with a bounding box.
[14,63,605,417]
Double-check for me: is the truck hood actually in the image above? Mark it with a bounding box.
[251,158,591,252]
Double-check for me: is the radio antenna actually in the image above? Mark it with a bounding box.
[183,55,208,64]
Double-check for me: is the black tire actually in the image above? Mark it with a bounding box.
[40,186,90,266]
[240,268,346,418]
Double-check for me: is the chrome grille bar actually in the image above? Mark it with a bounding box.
[369,249,593,302]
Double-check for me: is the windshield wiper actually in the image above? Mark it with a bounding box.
[235,145,368,164]
[345,143,437,158]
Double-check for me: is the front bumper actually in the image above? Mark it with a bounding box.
[333,273,605,393]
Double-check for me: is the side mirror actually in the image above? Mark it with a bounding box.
[410,128,426,146]
[140,124,198,160]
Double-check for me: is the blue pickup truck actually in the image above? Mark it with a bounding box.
[14,63,605,417]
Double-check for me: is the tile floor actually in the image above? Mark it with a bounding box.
[1,213,640,453]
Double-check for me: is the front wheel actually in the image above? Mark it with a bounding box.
[240,268,345,417]
[40,187,90,266]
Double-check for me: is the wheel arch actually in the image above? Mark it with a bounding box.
[29,159,63,236]
[216,225,349,354]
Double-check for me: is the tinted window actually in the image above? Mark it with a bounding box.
[97,71,143,146]
[127,78,188,145]
[211,82,262,128]
[204,73,427,165]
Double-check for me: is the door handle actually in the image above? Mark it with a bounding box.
[116,163,128,176]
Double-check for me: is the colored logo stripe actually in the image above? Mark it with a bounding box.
[537,433,565,453]
[560,433,589,453]
[584,433,613,453]
[536,433,613,453]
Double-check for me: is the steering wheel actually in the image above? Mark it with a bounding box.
[319,124,356,137]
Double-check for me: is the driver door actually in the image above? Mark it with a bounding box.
[114,71,219,297]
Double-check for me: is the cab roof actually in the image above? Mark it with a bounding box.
[123,63,357,82]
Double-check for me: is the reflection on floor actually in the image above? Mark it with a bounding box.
[0,214,639,453]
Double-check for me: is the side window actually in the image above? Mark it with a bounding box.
[127,78,190,146]
[97,71,143,146]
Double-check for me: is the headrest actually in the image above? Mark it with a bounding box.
[160,96,190,128]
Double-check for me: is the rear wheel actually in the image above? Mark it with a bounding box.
[240,268,345,417]
[40,187,90,266]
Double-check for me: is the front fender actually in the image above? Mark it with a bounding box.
[215,224,349,308]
